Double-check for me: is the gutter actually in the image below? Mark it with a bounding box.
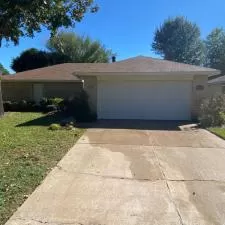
[1,79,82,83]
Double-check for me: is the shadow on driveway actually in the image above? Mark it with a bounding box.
[77,120,195,131]
[16,112,196,131]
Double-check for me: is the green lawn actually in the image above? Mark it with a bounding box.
[208,127,225,140]
[0,112,84,224]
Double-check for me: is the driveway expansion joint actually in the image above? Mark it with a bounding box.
[56,164,225,183]
[76,142,225,149]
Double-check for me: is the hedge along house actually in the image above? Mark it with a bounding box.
[1,56,219,120]
[1,64,83,102]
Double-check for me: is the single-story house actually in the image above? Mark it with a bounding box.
[1,64,84,102]
[208,75,225,96]
[1,56,219,120]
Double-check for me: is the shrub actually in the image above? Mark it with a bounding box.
[49,98,63,106]
[60,117,76,127]
[18,100,28,111]
[64,91,97,122]
[43,105,58,113]
[4,100,38,112]
[49,123,61,131]
[40,97,63,106]
[199,95,225,127]
[40,97,64,112]
[40,97,49,107]
[10,102,19,111]
[3,101,12,111]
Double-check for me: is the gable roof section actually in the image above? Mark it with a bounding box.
[1,56,220,82]
[102,56,219,74]
[1,64,82,82]
[208,75,225,85]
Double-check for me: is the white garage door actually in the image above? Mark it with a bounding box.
[97,79,192,120]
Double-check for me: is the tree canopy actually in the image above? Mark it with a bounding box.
[11,48,67,72]
[46,32,112,63]
[0,0,98,46]
[0,63,9,75]
[204,28,225,73]
[152,16,204,65]
[11,32,112,72]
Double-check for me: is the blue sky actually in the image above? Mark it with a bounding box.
[1,0,225,73]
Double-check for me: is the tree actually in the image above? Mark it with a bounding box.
[0,63,9,75]
[204,28,225,74]
[0,1,98,116]
[152,16,204,65]
[0,79,3,117]
[46,32,112,63]
[11,48,67,72]
[0,0,98,46]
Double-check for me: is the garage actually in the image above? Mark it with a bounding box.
[97,78,192,120]
[78,56,219,121]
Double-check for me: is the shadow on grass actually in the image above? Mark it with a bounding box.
[16,112,66,127]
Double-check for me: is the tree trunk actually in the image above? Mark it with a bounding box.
[0,80,4,117]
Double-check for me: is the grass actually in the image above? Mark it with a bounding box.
[0,112,84,224]
[208,127,225,140]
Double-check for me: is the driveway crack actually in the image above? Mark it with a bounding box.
[152,146,184,225]
[12,217,85,225]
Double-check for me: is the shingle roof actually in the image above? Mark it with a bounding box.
[108,56,219,74]
[1,56,220,82]
[208,75,225,84]
[1,63,82,82]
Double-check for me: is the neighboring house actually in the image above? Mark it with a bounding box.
[1,56,219,120]
[208,75,225,96]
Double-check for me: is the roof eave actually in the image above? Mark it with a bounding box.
[1,79,82,83]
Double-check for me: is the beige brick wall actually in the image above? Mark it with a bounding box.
[79,76,97,113]
[191,75,209,120]
[2,82,33,101]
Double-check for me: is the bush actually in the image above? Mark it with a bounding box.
[18,100,28,111]
[60,117,76,127]
[199,95,225,127]
[3,100,38,112]
[40,97,63,107]
[49,123,61,131]
[43,105,58,113]
[49,98,63,106]
[64,91,96,122]
[3,101,12,111]
[40,97,64,112]
[40,97,48,107]
[10,102,19,111]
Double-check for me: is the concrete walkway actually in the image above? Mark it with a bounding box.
[6,121,225,225]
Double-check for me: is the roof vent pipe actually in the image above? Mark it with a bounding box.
[112,55,116,63]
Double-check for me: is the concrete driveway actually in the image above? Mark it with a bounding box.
[6,121,225,225]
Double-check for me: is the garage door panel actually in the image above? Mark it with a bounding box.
[98,80,192,120]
